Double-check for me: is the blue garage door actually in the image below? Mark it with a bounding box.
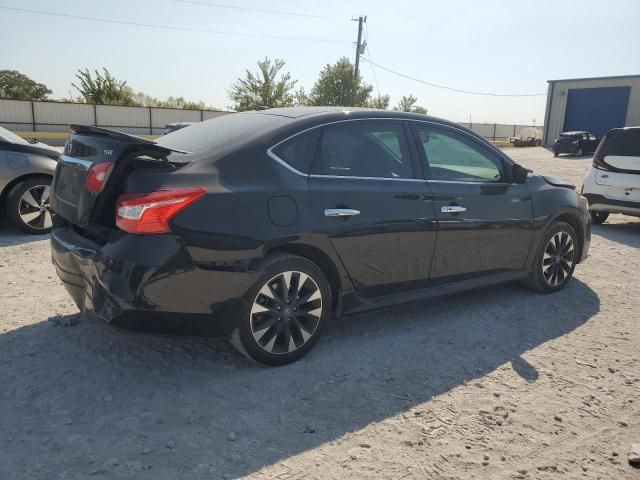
[563,86,630,137]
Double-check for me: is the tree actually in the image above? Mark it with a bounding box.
[396,94,417,112]
[0,70,51,100]
[72,68,137,105]
[395,94,427,114]
[133,92,206,109]
[293,87,309,106]
[367,94,390,109]
[228,57,297,111]
[308,57,373,107]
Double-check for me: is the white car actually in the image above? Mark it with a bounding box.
[582,126,640,224]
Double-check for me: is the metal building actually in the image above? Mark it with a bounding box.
[543,74,640,146]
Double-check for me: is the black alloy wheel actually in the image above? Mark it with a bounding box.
[523,221,578,293]
[230,253,331,365]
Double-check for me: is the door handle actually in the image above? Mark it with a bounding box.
[324,208,361,217]
[440,205,467,213]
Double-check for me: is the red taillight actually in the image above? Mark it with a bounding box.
[115,187,206,234]
[86,162,114,193]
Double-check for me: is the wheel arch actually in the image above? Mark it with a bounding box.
[0,172,53,209]
[264,243,343,314]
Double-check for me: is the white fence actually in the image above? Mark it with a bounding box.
[458,123,542,141]
[0,98,541,145]
[0,98,230,138]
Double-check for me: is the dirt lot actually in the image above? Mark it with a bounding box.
[1,147,639,479]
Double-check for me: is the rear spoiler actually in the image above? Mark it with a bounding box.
[69,124,192,155]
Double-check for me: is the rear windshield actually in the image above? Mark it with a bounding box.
[156,113,289,161]
[601,129,640,157]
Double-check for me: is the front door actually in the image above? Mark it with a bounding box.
[410,122,534,282]
[307,120,437,298]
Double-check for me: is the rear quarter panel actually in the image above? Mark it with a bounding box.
[0,151,57,198]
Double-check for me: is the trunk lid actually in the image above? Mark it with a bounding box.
[51,125,189,226]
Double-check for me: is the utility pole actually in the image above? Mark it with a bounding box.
[352,15,366,106]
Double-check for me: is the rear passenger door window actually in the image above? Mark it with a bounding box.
[312,122,414,179]
[413,125,504,183]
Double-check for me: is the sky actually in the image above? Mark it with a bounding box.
[1,0,639,124]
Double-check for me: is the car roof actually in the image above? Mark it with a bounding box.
[250,106,461,128]
[166,122,195,127]
[560,131,591,135]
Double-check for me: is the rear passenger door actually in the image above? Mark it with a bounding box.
[307,120,437,298]
[410,122,534,282]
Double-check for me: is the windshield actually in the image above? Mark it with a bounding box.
[0,126,29,145]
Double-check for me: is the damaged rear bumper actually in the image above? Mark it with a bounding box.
[51,222,259,337]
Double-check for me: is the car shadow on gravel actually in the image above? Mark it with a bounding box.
[0,220,49,247]
[0,279,599,479]
[592,219,640,248]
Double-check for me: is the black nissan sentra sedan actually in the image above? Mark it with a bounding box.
[50,107,590,365]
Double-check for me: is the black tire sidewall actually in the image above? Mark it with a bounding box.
[532,222,578,293]
[5,176,53,234]
[589,211,609,225]
[235,254,332,366]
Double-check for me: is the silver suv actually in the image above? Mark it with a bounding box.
[0,126,58,234]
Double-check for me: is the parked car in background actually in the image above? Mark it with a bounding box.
[163,122,195,135]
[581,126,640,224]
[552,131,600,157]
[50,108,590,365]
[0,126,58,233]
[509,127,542,147]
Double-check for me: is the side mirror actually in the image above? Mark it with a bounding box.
[512,163,530,184]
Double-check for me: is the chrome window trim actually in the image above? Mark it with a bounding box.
[266,116,515,180]
[427,179,513,186]
[309,174,424,182]
[58,154,93,170]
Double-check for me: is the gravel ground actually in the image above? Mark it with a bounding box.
[1,147,639,479]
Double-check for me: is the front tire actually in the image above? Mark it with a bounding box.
[5,176,53,234]
[230,253,331,366]
[523,221,578,293]
[590,211,609,225]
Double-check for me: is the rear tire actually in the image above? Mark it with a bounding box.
[590,211,609,225]
[5,176,53,234]
[523,221,578,293]
[229,253,332,366]
[553,150,559,157]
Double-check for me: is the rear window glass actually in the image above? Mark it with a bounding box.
[271,129,319,173]
[601,129,640,157]
[156,113,289,161]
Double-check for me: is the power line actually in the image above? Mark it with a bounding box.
[363,22,381,96]
[361,58,547,97]
[174,0,348,21]
[0,5,350,43]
